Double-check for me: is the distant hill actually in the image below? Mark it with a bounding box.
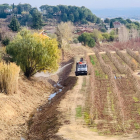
[0,3,102,25]
[91,8,140,19]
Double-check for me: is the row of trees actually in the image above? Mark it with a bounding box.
[118,25,140,42]
[0,3,101,25]
[78,29,116,47]
[40,5,101,24]
[104,17,140,30]
[2,7,43,32]
[0,3,43,29]
[0,3,32,17]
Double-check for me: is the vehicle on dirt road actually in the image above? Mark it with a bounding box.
[75,58,87,76]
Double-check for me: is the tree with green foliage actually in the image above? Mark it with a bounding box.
[102,33,110,41]
[110,21,114,28]
[62,13,67,22]
[29,7,38,15]
[73,38,79,44]
[78,33,90,46]
[109,35,115,41]
[126,23,137,29]
[39,4,98,24]
[90,29,103,42]
[134,21,140,28]
[126,19,132,23]
[88,38,95,47]
[109,17,140,30]
[121,20,127,24]
[6,29,60,78]
[104,18,110,23]
[2,37,10,46]
[78,32,95,47]
[17,4,23,14]
[20,13,32,26]
[17,3,31,14]
[73,10,79,22]
[0,4,10,18]
[69,14,74,22]
[8,16,20,32]
[100,28,107,32]
[110,30,115,36]
[91,14,97,23]
[53,6,59,13]
[96,18,101,24]
[31,10,43,29]
[81,19,88,24]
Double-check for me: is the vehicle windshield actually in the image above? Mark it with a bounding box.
[78,64,86,68]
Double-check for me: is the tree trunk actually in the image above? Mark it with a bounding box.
[62,49,64,60]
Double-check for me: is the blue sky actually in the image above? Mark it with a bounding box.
[1,0,140,9]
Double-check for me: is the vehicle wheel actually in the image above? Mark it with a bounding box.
[76,73,79,76]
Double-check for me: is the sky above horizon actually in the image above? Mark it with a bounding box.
[1,0,140,9]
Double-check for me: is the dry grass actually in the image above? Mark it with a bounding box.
[0,77,53,140]
[0,62,20,94]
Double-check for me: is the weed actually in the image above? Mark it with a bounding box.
[95,70,100,77]
[84,112,90,124]
[90,55,95,65]
[134,123,140,129]
[111,99,115,111]
[133,97,139,102]
[103,130,111,135]
[90,128,98,132]
[76,106,82,117]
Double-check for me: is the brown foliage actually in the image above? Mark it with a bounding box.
[0,62,20,94]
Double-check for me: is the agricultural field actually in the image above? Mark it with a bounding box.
[89,49,140,135]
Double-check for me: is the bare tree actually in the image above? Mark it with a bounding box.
[0,25,16,41]
[130,28,139,40]
[118,25,129,42]
[55,22,74,60]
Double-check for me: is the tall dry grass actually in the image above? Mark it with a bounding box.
[0,62,20,94]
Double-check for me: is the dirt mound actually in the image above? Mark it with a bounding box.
[0,77,53,140]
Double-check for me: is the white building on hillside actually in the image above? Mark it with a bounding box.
[113,21,123,28]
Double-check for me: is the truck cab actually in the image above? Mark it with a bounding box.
[75,59,87,76]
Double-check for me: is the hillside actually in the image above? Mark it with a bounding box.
[0,3,101,26]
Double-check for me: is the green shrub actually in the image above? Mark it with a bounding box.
[88,38,95,48]
[2,37,10,46]
[100,28,107,32]
[73,38,79,44]
[109,35,115,41]
[78,32,95,47]
[6,28,60,78]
